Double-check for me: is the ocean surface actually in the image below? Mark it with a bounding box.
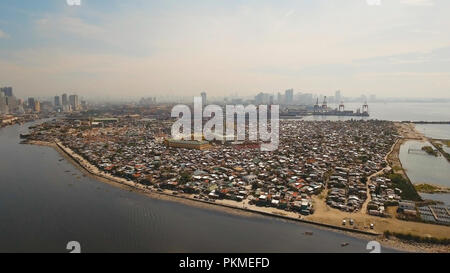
[0,120,393,253]
[414,124,450,140]
[399,138,450,205]
[399,140,450,188]
[302,102,450,122]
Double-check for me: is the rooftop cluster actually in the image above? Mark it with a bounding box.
[26,117,397,216]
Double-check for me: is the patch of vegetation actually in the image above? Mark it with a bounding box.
[388,173,422,201]
[415,183,449,194]
[360,175,368,184]
[431,141,450,162]
[179,172,192,184]
[384,231,450,245]
[421,146,438,156]
[359,155,369,163]
[415,183,438,193]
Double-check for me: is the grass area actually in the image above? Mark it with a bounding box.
[415,184,439,193]
[431,141,450,162]
[384,231,450,245]
[415,183,449,194]
[421,146,438,157]
[388,173,422,201]
[441,139,450,147]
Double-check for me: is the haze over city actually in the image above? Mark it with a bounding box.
[1,0,450,259]
[1,0,450,99]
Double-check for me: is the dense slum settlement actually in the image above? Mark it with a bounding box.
[25,117,398,217]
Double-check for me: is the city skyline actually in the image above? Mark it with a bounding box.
[0,0,449,98]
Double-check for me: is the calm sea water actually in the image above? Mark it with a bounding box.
[303,102,450,122]
[399,141,450,187]
[399,112,450,205]
[399,140,450,205]
[414,124,450,140]
[0,121,392,253]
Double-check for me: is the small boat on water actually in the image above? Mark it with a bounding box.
[341,242,349,247]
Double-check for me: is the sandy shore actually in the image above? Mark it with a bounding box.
[24,138,450,253]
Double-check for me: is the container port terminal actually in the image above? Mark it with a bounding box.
[280,97,370,118]
[311,97,369,117]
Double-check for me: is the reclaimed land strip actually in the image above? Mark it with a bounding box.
[430,139,450,163]
[388,123,424,201]
[415,184,450,194]
[387,139,420,201]
[406,121,450,124]
[45,140,380,237]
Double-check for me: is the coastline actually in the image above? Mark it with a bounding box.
[387,123,421,187]
[395,123,450,191]
[24,138,450,253]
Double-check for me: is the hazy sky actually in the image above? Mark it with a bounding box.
[0,0,449,99]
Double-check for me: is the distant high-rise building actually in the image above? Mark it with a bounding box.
[201,92,207,107]
[0,87,13,97]
[34,101,41,113]
[5,96,18,113]
[335,90,342,103]
[285,89,294,104]
[360,94,367,103]
[28,98,36,110]
[62,94,68,106]
[27,98,40,113]
[255,92,264,104]
[0,92,9,114]
[69,95,80,111]
[277,92,283,104]
[298,93,314,105]
[54,96,61,107]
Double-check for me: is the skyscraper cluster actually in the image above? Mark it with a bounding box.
[255,89,314,106]
[55,93,80,112]
[138,97,157,106]
[0,87,21,114]
[285,89,294,105]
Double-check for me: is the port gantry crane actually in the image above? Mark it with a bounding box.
[339,101,345,112]
[362,101,369,114]
[321,96,328,110]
